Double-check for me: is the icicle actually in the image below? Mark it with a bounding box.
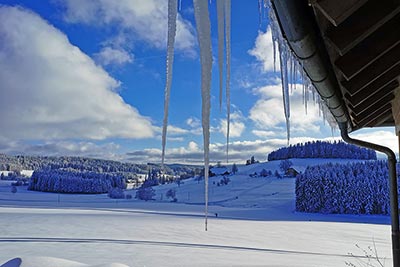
[278,43,290,144]
[289,57,292,92]
[179,0,182,11]
[268,2,280,73]
[258,0,263,25]
[272,37,277,72]
[225,0,231,163]
[161,0,178,169]
[193,0,212,232]
[270,0,323,141]
[217,0,224,111]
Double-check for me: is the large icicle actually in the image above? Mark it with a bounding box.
[268,1,291,143]
[193,0,212,232]
[278,42,290,143]
[216,0,224,111]
[161,0,178,168]
[258,0,263,25]
[225,0,231,163]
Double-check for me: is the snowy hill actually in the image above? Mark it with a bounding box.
[0,158,391,267]
[148,158,370,210]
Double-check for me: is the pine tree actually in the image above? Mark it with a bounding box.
[231,163,238,174]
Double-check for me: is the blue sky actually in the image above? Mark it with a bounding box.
[0,0,396,164]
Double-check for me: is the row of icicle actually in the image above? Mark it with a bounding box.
[267,0,337,141]
[161,0,231,231]
[161,0,336,232]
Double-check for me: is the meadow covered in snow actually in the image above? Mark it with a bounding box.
[0,158,393,267]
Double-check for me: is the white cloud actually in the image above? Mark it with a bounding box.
[152,123,203,138]
[219,120,245,138]
[167,137,184,142]
[248,28,280,72]
[249,84,323,135]
[58,0,196,55]
[218,111,246,138]
[185,117,203,135]
[127,141,203,164]
[125,135,340,164]
[0,137,122,160]
[188,141,199,151]
[0,6,154,140]
[186,117,201,128]
[252,130,277,138]
[168,125,190,135]
[124,127,399,164]
[94,47,133,66]
[350,129,398,157]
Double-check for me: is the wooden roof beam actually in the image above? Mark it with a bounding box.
[350,93,395,119]
[365,111,394,128]
[341,43,400,95]
[313,0,367,26]
[335,13,400,80]
[344,65,400,105]
[346,80,399,115]
[327,0,400,55]
[353,103,392,126]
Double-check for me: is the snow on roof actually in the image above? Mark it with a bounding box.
[20,170,34,177]
[209,166,229,175]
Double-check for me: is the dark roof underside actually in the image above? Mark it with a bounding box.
[302,0,400,131]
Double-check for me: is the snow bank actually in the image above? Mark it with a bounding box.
[0,257,129,267]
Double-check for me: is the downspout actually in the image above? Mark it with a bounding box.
[339,122,400,267]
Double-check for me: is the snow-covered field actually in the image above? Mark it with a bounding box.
[0,159,393,266]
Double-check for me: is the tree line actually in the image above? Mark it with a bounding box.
[296,161,389,215]
[268,140,376,161]
[28,169,127,194]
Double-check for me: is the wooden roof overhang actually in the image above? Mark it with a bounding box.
[272,0,400,133]
[313,0,400,131]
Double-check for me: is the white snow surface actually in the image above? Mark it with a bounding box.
[0,158,392,266]
[0,257,128,267]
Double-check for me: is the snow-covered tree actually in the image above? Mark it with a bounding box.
[279,159,293,173]
[268,140,377,161]
[108,187,125,199]
[231,163,238,174]
[296,161,389,215]
[166,188,177,202]
[260,169,269,177]
[136,186,155,201]
[11,185,17,194]
[28,169,125,194]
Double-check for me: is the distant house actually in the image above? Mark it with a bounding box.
[20,170,34,178]
[209,167,230,177]
[0,171,12,177]
[285,168,299,177]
